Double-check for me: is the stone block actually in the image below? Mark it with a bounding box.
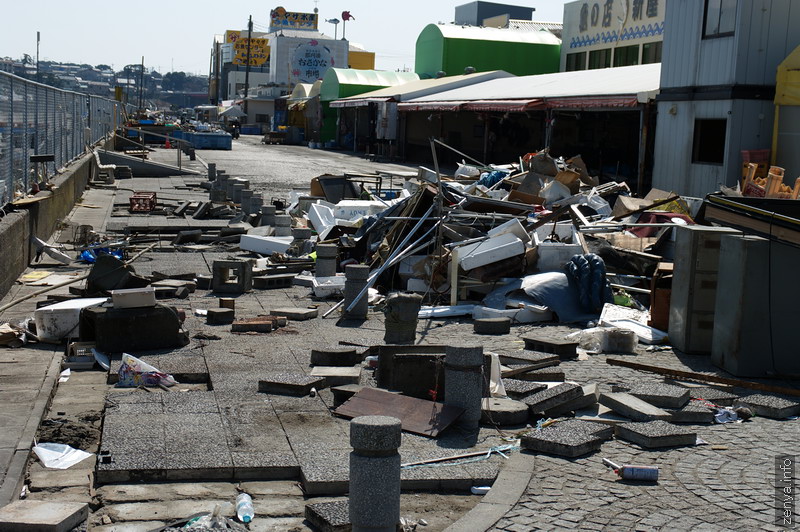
[542,383,599,418]
[502,380,548,400]
[211,260,252,293]
[520,420,609,458]
[310,366,362,387]
[253,273,296,290]
[207,308,235,325]
[521,334,578,359]
[219,298,235,309]
[270,307,318,321]
[310,346,363,367]
[258,373,324,396]
[0,501,88,532]
[305,500,350,532]
[522,382,583,414]
[668,403,715,424]
[474,317,512,335]
[612,382,690,408]
[615,420,697,448]
[734,394,800,419]
[231,317,274,333]
[80,304,186,353]
[481,397,529,426]
[687,386,738,407]
[196,275,212,290]
[506,366,565,382]
[598,392,672,421]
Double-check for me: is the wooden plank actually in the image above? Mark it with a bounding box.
[333,387,463,438]
[605,358,800,398]
[501,359,561,378]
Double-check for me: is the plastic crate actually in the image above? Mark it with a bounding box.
[741,149,770,163]
[130,192,157,212]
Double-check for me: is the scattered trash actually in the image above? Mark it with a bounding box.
[235,493,254,523]
[58,368,70,383]
[116,353,177,388]
[32,442,93,469]
[602,458,659,481]
[470,486,491,495]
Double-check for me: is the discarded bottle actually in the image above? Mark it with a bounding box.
[602,458,659,481]
[236,493,254,523]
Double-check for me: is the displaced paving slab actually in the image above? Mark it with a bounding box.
[480,398,529,426]
[734,394,800,419]
[687,386,738,407]
[502,380,548,400]
[521,334,578,359]
[598,392,672,421]
[270,307,318,321]
[0,500,88,532]
[520,419,613,458]
[258,373,324,396]
[612,382,690,409]
[615,420,697,449]
[310,345,363,367]
[522,382,583,414]
[310,366,362,387]
[543,383,599,418]
[305,500,350,532]
[668,402,715,424]
[505,366,565,382]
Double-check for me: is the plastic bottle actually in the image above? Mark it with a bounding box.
[602,458,659,481]
[236,493,254,523]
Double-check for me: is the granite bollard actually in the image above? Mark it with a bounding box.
[445,345,484,432]
[274,215,292,236]
[344,265,370,319]
[349,415,401,532]
[315,244,338,278]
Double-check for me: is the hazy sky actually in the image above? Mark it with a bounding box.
[2,0,569,74]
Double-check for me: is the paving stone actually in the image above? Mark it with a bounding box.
[298,448,351,495]
[521,334,578,359]
[0,500,88,532]
[231,452,300,480]
[305,500,350,532]
[310,345,363,366]
[598,392,672,421]
[612,382,691,408]
[542,383,599,418]
[258,373,324,396]
[310,365,362,387]
[668,402,715,424]
[506,366,565,382]
[615,420,697,448]
[253,273,296,290]
[497,350,560,366]
[481,397,530,426]
[231,316,275,333]
[207,308,235,325]
[270,307,318,320]
[684,386,738,407]
[502,380,549,400]
[474,317,512,335]
[520,418,613,457]
[522,382,583,414]
[734,394,800,419]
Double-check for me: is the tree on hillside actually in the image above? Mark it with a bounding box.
[162,71,188,91]
[96,64,111,71]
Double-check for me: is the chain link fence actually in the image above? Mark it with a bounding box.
[0,71,129,206]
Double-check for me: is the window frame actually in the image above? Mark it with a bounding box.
[691,118,728,166]
[702,0,737,39]
[566,51,587,72]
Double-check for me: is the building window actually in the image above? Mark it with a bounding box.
[692,119,727,165]
[566,52,587,71]
[588,49,611,69]
[613,45,639,67]
[642,41,663,64]
[703,0,737,38]
[255,114,270,123]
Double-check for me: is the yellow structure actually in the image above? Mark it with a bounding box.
[349,50,376,70]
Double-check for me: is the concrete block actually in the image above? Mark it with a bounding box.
[458,232,525,271]
[34,298,107,342]
[734,394,800,419]
[473,317,511,335]
[270,307,318,321]
[172,229,202,244]
[207,308,235,325]
[238,234,293,255]
[615,420,697,448]
[310,366,362,387]
[522,382,583,414]
[668,403,715,424]
[574,404,631,425]
[253,273,296,290]
[310,346,363,367]
[520,419,611,458]
[0,500,88,532]
[521,334,578,359]
[80,304,186,353]
[219,298,235,309]
[502,380,548,400]
[196,275,212,290]
[612,382,690,409]
[305,500,350,532]
[258,373,325,396]
[598,392,672,421]
[231,317,274,333]
[687,386,738,407]
[211,260,252,293]
[542,383,599,418]
[313,275,346,298]
[111,287,156,309]
[481,398,529,426]
[174,286,190,299]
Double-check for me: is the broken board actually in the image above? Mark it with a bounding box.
[333,387,463,438]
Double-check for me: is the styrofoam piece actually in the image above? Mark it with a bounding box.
[111,287,156,309]
[312,275,346,298]
[398,255,428,281]
[333,200,387,221]
[605,318,668,344]
[599,303,649,325]
[406,278,430,292]
[239,234,293,255]
[533,222,583,272]
[472,305,552,323]
[458,232,526,271]
[418,305,476,319]
[308,202,336,240]
[488,218,531,243]
[34,298,107,342]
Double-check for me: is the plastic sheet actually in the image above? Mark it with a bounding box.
[33,442,93,469]
[117,353,177,388]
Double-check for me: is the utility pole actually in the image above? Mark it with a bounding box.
[138,56,145,110]
[215,41,221,104]
[36,31,40,81]
[243,15,253,118]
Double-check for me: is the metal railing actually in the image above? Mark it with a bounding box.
[0,71,130,206]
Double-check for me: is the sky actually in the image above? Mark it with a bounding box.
[1,0,570,74]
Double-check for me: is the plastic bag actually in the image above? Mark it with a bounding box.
[455,161,481,179]
[117,353,177,388]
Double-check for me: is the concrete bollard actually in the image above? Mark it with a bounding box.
[344,265,370,319]
[215,172,228,191]
[240,189,254,214]
[250,194,264,216]
[274,215,292,236]
[315,244,338,278]
[207,163,216,181]
[444,345,484,432]
[261,205,277,227]
[232,183,246,204]
[383,292,422,344]
[349,416,401,532]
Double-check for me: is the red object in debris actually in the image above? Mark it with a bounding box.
[165,138,172,149]
[428,389,438,402]
[129,192,157,213]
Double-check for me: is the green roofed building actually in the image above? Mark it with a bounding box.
[415,24,561,79]
[318,69,419,143]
